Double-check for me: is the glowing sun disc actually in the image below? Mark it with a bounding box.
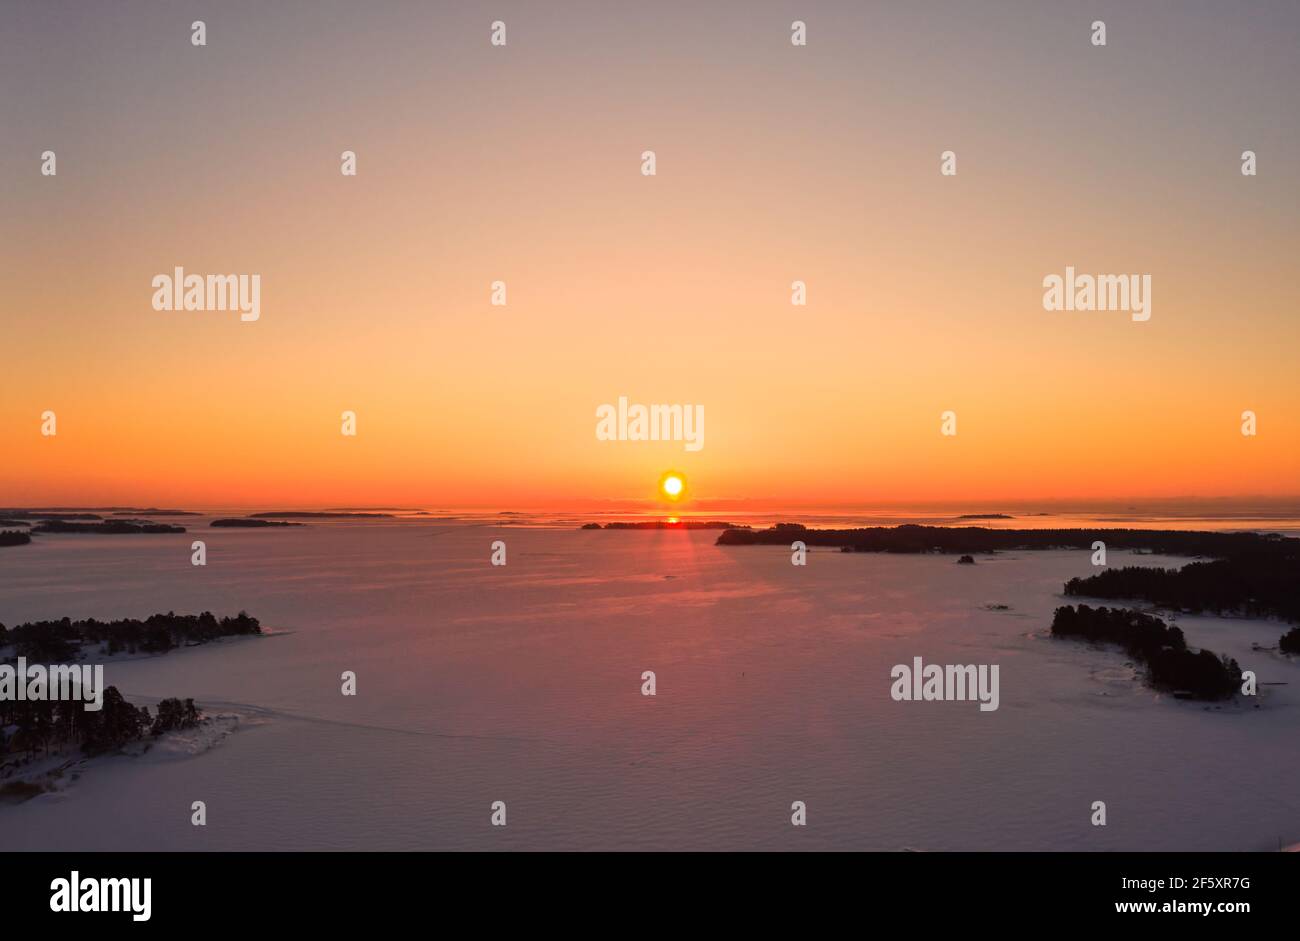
[658,471,687,501]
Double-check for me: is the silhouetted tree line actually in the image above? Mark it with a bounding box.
[31,519,185,534]
[1064,558,1300,622]
[1051,604,1242,700]
[249,511,392,518]
[717,524,1298,560]
[585,520,744,530]
[0,511,102,520]
[1065,554,1300,653]
[0,611,261,660]
[1,689,201,759]
[211,518,304,527]
[150,697,201,734]
[718,524,1300,650]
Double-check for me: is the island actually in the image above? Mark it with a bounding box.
[0,511,102,520]
[31,520,186,534]
[1051,604,1241,700]
[1,689,204,801]
[717,523,1300,691]
[0,506,199,517]
[715,523,1295,559]
[325,507,421,512]
[1,610,262,659]
[249,511,393,519]
[109,508,201,516]
[1063,556,1300,626]
[583,520,748,530]
[1,610,262,801]
[211,518,305,528]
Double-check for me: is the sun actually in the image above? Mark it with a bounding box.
[658,471,687,502]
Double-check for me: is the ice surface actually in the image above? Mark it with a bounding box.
[1,519,1296,850]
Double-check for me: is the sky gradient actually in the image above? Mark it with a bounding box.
[3,1,1298,508]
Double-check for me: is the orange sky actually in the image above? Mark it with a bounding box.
[3,2,1298,509]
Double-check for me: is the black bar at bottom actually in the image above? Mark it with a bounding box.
[0,851,1288,927]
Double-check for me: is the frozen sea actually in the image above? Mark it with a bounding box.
[2,514,1297,850]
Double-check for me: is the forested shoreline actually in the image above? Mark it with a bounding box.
[716,523,1299,700]
[0,611,261,660]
